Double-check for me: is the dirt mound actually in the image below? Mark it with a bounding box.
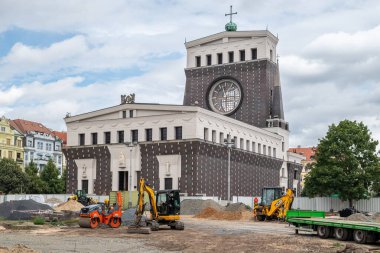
[346,213,371,222]
[195,207,243,220]
[45,198,63,204]
[225,202,250,212]
[0,244,38,253]
[54,200,84,212]
[181,199,223,215]
[0,200,52,220]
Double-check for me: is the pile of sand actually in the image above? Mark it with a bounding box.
[54,200,84,212]
[194,207,253,220]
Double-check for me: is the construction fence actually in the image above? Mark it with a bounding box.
[1,194,379,213]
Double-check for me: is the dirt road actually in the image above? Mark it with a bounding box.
[0,217,378,253]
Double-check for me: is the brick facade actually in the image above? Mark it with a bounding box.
[183,60,278,128]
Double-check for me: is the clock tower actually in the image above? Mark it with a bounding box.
[183,7,288,130]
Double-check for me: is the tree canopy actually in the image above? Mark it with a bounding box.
[303,120,380,206]
[0,158,29,194]
[0,158,66,194]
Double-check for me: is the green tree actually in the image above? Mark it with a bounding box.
[61,168,68,193]
[24,161,47,194]
[303,120,380,207]
[40,159,64,193]
[0,158,29,194]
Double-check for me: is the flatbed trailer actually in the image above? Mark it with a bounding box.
[286,210,380,244]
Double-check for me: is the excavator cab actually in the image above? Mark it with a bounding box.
[156,190,181,216]
[261,187,283,206]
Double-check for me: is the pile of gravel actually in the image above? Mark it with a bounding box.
[346,213,372,222]
[0,200,52,220]
[180,199,224,215]
[225,203,251,212]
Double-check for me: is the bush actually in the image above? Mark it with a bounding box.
[33,216,45,225]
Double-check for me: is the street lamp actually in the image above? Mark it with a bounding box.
[224,137,235,202]
[125,141,138,208]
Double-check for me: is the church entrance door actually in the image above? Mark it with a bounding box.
[118,171,128,191]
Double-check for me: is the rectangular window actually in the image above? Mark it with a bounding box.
[268,146,271,156]
[25,152,28,161]
[217,53,223,64]
[0,127,5,132]
[17,140,22,147]
[273,148,276,157]
[219,132,224,144]
[234,136,237,146]
[79,134,85,146]
[251,48,257,60]
[17,152,21,159]
[165,178,173,190]
[263,145,267,155]
[204,128,209,141]
[228,51,234,63]
[195,56,201,67]
[6,139,10,145]
[91,133,98,145]
[246,140,250,151]
[160,127,167,141]
[227,134,231,143]
[294,171,297,180]
[129,110,134,118]
[118,131,124,143]
[258,143,261,154]
[282,142,285,152]
[175,126,182,140]
[146,128,152,141]
[252,142,256,152]
[270,49,273,61]
[104,132,111,144]
[131,130,138,143]
[27,140,33,147]
[240,138,244,149]
[122,110,127,118]
[206,54,212,66]
[212,130,216,143]
[8,151,12,159]
[239,50,245,61]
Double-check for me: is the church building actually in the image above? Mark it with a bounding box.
[63,10,303,198]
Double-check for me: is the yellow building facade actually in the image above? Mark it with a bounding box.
[0,116,24,168]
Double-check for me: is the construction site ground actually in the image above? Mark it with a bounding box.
[1,217,380,253]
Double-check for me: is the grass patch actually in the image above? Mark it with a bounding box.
[0,216,6,221]
[33,216,45,225]
[332,242,343,248]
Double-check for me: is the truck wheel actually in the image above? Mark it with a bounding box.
[256,215,266,221]
[317,226,331,239]
[353,230,367,244]
[334,228,351,241]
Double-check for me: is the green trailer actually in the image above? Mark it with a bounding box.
[286,210,380,244]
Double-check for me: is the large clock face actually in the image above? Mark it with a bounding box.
[208,79,242,115]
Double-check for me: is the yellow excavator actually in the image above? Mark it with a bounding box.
[253,187,294,221]
[128,178,184,233]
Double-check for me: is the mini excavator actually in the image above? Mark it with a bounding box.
[253,187,294,221]
[128,178,184,233]
[79,191,123,229]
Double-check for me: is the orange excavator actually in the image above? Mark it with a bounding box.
[253,187,294,221]
[79,191,123,228]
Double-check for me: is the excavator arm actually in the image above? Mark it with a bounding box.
[136,178,159,220]
[267,188,294,218]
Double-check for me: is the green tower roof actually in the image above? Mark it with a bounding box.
[225,21,237,32]
[224,5,237,32]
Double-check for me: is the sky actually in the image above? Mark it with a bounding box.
[0,0,380,147]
